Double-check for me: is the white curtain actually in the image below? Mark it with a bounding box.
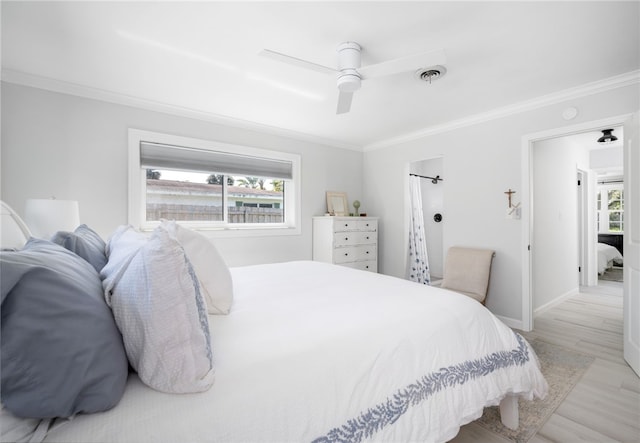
[407,176,431,284]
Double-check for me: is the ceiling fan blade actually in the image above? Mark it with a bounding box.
[358,48,446,79]
[259,49,336,75]
[336,91,354,114]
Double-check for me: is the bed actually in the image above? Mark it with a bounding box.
[598,242,623,275]
[1,219,547,443]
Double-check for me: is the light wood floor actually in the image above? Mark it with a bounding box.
[451,280,640,443]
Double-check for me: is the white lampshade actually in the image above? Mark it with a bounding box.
[24,199,80,240]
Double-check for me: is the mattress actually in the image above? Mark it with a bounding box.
[598,242,623,275]
[5,261,547,443]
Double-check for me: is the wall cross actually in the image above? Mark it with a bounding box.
[504,189,516,208]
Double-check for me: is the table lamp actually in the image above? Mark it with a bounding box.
[24,198,80,240]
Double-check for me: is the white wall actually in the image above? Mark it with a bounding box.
[0,82,363,267]
[363,84,638,323]
[532,136,589,311]
[2,81,638,324]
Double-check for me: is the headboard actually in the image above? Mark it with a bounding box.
[598,233,623,256]
[1,201,32,250]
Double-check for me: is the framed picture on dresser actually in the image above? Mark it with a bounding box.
[326,191,348,216]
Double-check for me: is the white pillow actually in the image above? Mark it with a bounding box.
[108,226,214,393]
[100,225,148,306]
[160,220,233,315]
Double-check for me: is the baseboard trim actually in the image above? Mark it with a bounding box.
[534,287,579,317]
[495,315,523,330]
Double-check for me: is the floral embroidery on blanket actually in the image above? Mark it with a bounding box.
[314,333,530,443]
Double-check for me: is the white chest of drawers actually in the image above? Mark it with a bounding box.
[312,216,378,272]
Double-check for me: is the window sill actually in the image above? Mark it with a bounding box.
[139,223,301,238]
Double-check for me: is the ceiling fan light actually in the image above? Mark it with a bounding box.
[337,70,361,92]
[597,129,618,144]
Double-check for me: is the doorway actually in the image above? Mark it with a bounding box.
[408,157,444,282]
[521,116,628,331]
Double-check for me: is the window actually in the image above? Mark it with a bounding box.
[597,183,624,233]
[128,129,300,236]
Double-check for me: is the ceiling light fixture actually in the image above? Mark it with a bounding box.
[597,129,618,144]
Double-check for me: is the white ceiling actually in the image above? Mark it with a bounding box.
[2,1,639,150]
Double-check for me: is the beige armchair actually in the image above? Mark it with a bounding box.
[440,246,495,304]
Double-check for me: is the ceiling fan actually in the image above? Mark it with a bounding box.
[260,42,447,114]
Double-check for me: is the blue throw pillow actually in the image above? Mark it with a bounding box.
[0,238,128,418]
[51,224,107,272]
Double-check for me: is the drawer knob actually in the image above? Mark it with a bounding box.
[344,223,348,227]
[366,265,369,269]
[344,253,349,256]
[366,251,369,254]
[366,236,369,240]
[345,237,349,241]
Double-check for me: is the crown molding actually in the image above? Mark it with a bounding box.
[0,69,363,152]
[3,68,638,154]
[364,70,640,151]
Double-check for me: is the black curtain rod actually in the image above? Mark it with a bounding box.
[409,173,443,183]
[598,179,623,184]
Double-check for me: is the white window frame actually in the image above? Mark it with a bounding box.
[128,129,301,237]
[597,182,624,234]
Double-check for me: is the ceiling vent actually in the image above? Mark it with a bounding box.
[415,66,447,84]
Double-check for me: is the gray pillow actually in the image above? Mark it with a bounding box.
[51,224,107,272]
[0,238,128,418]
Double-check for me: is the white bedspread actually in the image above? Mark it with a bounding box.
[39,261,546,443]
[598,242,623,274]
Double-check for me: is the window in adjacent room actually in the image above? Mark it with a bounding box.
[128,129,300,236]
[597,183,624,233]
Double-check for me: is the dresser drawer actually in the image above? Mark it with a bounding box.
[333,244,377,264]
[340,260,377,272]
[333,219,377,233]
[334,231,377,247]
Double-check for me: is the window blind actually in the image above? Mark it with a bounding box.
[140,141,293,180]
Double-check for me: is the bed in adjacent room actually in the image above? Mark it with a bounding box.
[1,217,547,443]
[598,242,623,275]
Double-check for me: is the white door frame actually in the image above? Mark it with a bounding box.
[577,169,586,286]
[623,111,639,377]
[577,168,598,287]
[521,114,631,332]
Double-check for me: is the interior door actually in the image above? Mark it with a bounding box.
[623,111,640,377]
